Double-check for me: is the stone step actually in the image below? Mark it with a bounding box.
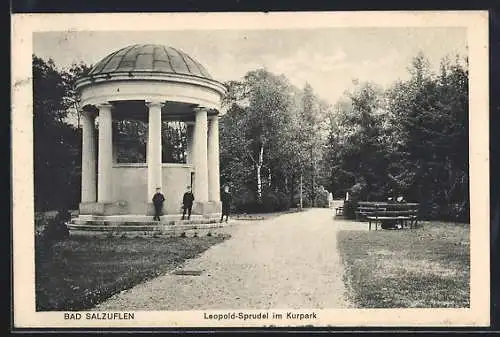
[68,224,163,232]
[68,228,227,238]
[66,218,231,236]
[66,212,232,236]
[67,222,225,230]
[70,218,220,226]
[67,222,231,237]
[76,213,220,222]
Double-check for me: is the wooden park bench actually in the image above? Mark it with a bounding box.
[357,201,419,230]
[335,206,344,216]
[356,202,382,221]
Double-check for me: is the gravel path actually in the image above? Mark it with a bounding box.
[94,208,349,310]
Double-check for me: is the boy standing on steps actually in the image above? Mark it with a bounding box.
[152,187,165,221]
[220,185,231,223]
[181,186,195,220]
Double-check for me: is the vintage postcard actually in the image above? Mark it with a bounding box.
[11,11,490,329]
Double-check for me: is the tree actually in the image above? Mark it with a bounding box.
[113,119,148,163]
[324,52,469,221]
[220,102,259,210]
[386,52,469,220]
[33,55,84,211]
[324,81,389,202]
[220,69,328,212]
[221,70,294,201]
[162,121,187,163]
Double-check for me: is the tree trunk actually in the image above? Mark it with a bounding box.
[312,173,316,207]
[256,144,263,201]
[300,174,303,210]
[311,147,316,207]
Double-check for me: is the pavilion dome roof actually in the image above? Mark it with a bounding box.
[87,44,213,80]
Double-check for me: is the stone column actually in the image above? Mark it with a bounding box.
[192,107,208,202]
[185,123,194,165]
[208,115,220,202]
[146,101,163,200]
[81,110,96,203]
[97,103,113,202]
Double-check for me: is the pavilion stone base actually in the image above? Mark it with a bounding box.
[192,201,222,215]
[79,201,129,216]
[66,212,228,237]
[145,201,221,217]
[72,200,223,236]
[80,201,221,217]
[67,216,229,237]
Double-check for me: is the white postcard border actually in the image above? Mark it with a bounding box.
[11,11,490,328]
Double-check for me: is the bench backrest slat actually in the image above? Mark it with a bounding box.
[356,201,419,219]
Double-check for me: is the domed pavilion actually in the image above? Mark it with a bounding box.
[73,44,226,225]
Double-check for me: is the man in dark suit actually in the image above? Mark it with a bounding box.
[220,185,231,223]
[181,186,195,220]
[152,187,165,221]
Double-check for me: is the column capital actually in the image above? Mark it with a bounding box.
[145,101,165,109]
[193,106,209,113]
[96,102,113,110]
[80,109,96,119]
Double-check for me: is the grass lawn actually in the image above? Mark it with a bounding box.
[337,221,469,308]
[35,234,229,311]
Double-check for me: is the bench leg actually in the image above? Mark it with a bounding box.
[369,220,371,231]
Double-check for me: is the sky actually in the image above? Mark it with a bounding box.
[33,28,467,105]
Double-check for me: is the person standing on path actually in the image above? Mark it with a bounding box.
[220,185,231,223]
[152,187,165,221]
[181,186,195,220]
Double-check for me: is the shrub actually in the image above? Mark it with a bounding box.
[47,209,70,240]
[36,209,70,243]
[34,209,71,264]
[233,200,259,214]
[314,186,330,208]
[261,190,291,212]
[231,187,257,213]
[301,197,312,208]
[343,200,358,220]
[233,189,292,214]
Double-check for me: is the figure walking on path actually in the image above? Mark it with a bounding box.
[152,187,165,221]
[182,186,195,220]
[220,185,231,223]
